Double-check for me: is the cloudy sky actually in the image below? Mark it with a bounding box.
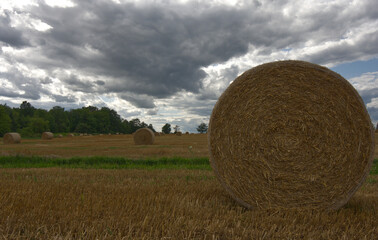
[0,0,377,132]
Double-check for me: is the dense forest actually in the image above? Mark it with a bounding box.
[0,101,156,137]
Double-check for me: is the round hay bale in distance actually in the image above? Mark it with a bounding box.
[41,132,54,140]
[3,132,21,144]
[208,60,375,210]
[133,128,155,145]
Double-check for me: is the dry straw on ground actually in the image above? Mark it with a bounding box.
[41,132,54,140]
[208,60,375,210]
[133,128,155,145]
[3,132,21,144]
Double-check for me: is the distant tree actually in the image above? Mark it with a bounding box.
[130,118,142,133]
[28,117,49,134]
[121,119,131,134]
[1,101,157,135]
[19,101,35,117]
[162,123,171,134]
[0,105,11,137]
[49,106,69,133]
[173,125,180,133]
[147,124,156,132]
[75,122,91,133]
[34,108,49,119]
[196,123,208,133]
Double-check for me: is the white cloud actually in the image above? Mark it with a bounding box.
[349,71,378,91]
[44,0,76,8]
[9,11,52,32]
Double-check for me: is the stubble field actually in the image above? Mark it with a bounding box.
[0,133,377,239]
[0,134,209,159]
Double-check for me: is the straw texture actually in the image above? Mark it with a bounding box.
[42,132,54,140]
[134,128,155,145]
[3,132,21,144]
[208,60,375,210]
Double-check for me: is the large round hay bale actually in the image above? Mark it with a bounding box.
[208,60,375,210]
[3,132,21,144]
[41,132,54,140]
[133,128,155,145]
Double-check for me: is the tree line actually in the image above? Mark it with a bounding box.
[0,101,156,137]
[0,101,209,137]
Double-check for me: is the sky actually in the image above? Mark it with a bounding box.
[0,0,377,132]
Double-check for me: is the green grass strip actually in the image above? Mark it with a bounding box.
[0,156,377,174]
[370,159,378,175]
[0,155,211,170]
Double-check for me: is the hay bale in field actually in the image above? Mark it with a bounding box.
[41,132,54,140]
[133,128,155,145]
[208,60,375,210]
[57,134,63,138]
[3,132,21,144]
[176,132,182,136]
[185,132,189,135]
[68,133,75,137]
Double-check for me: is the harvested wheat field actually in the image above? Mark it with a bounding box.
[0,133,209,159]
[0,168,377,239]
[0,133,377,239]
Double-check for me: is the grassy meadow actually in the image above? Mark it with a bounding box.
[0,133,377,239]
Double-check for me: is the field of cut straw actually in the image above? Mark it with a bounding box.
[0,134,209,159]
[0,133,377,239]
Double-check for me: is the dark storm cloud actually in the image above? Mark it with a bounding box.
[0,12,30,47]
[52,94,77,103]
[24,0,281,98]
[21,0,376,100]
[306,31,378,66]
[119,93,156,109]
[95,80,105,86]
[0,70,41,100]
[61,74,94,92]
[1,0,378,117]
[146,109,158,115]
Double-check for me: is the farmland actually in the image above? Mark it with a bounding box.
[0,134,209,159]
[0,133,377,239]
